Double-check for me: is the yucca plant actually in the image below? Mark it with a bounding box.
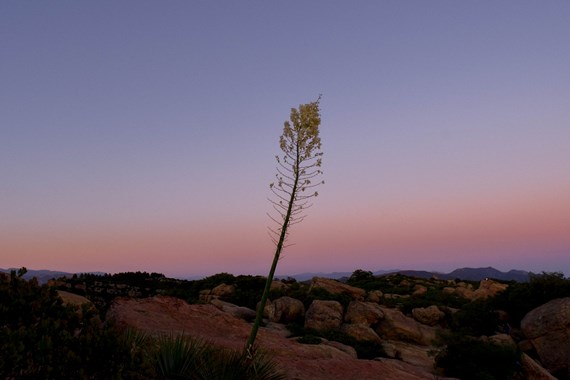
[194,348,285,380]
[154,334,208,379]
[153,334,284,380]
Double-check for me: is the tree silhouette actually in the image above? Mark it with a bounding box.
[245,96,324,353]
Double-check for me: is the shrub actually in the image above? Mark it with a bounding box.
[153,334,285,380]
[435,334,521,380]
[0,269,152,378]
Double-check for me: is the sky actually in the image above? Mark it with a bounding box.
[1,1,569,278]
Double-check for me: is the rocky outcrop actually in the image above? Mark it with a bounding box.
[412,285,428,296]
[305,300,344,331]
[211,283,236,298]
[520,353,558,380]
[340,324,382,344]
[309,277,365,300]
[381,341,435,373]
[269,296,305,323]
[270,280,289,292]
[471,279,508,300]
[366,290,383,303]
[486,333,516,348]
[412,306,444,326]
[57,290,92,306]
[209,298,256,321]
[107,296,449,380]
[344,301,384,326]
[521,297,570,379]
[199,283,236,302]
[440,280,506,301]
[376,307,439,346]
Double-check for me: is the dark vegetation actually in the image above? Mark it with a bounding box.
[0,269,284,379]
[435,334,521,380]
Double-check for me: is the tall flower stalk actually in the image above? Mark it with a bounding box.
[245,97,324,354]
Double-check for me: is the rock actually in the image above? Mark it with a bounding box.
[210,283,235,298]
[411,305,444,326]
[344,301,384,326]
[309,277,365,300]
[384,294,410,299]
[442,287,455,295]
[381,340,436,373]
[412,285,427,296]
[520,353,558,380]
[412,305,444,326]
[269,296,305,323]
[209,298,256,321]
[57,290,92,306]
[270,280,289,292]
[471,279,508,301]
[340,324,382,344]
[366,290,383,303]
[198,289,213,302]
[521,297,570,379]
[107,296,451,380]
[487,333,516,349]
[376,307,439,346]
[453,286,474,300]
[259,299,273,318]
[305,300,344,331]
[518,339,534,353]
[321,340,358,359]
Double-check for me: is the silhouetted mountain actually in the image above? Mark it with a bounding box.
[281,271,353,281]
[382,267,530,282]
[0,268,105,284]
[386,270,443,279]
[445,267,530,282]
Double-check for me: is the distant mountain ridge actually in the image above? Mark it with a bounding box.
[383,267,531,282]
[285,267,531,282]
[2,266,531,284]
[0,268,105,284]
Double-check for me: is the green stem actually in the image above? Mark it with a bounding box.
[245,147,300,355]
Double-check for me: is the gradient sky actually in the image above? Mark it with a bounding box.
[1,1,569,278]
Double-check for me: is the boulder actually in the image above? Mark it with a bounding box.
[340,323,382,344]
[412,306,444,326]
[412,285,428,296]
[210,283,235,298]
[57,290,92,306]
[442,287,455,295]
[269,296,305,323]
[321,340,358,359]
[305,300,344,332]
[209,298,256,321]
[270,280,289,292]
[453,286,474,300]
[471,279,508,301]
[376,307,439,346]
[486,333,516,349]
[520,353,557,380]
[521,297,570,379]
[344,301,384,326]
[381,340,436,373]
[366,290,383,303]
[309,277,365,300]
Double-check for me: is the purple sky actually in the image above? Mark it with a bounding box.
[1,2,569,277]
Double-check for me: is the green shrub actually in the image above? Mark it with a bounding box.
[153,334,285,380]
[0,269,153,378]
[489,272,570,326]
[435,334,521,380]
